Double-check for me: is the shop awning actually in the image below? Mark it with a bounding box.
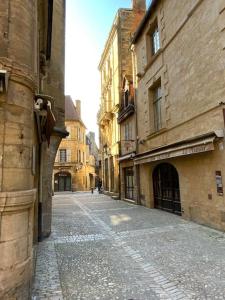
[134,131,224,165]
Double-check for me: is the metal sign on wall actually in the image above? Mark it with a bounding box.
[216,171,223,196]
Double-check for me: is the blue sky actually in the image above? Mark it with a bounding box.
[65,0,151,142]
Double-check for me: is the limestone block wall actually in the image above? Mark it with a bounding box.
[139,144,225,231]
[135,0,225,149]
[133,0,225,231]
[0,0,37,298]
[38,0,66,238]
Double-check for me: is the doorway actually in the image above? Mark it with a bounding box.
[153,163,181,215]
[54,172,72,192]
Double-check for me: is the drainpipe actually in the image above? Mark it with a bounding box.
[132,45,141,205]
[38,142,43,241]
[134,89,141,205]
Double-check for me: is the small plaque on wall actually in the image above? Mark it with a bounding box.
[216,171,223,196]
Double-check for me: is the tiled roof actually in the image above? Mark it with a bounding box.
[65,95,86,128]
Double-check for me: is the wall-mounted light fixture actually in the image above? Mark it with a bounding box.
[0,70,9,93]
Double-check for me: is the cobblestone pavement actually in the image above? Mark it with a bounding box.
[32,192,225,300]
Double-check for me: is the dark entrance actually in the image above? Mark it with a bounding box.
[54,172,71,192]
[124,167,134,200]
[153,163,181,215]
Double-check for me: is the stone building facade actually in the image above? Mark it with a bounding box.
[132,0,225,230]
[98,0,146,198]
[86,131,100,185]
[0,0,66,298]
[54,96,96,191]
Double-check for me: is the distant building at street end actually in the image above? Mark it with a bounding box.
[86,131,100,185]
[54,96,96,192]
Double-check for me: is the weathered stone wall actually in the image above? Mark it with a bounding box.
[38,0,66,239]
[0,0,37,298]
[0,0,65,297]
[134,0,225,230]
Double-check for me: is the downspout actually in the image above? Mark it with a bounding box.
[131,45,141,205]
[117,13,122,199]
[38,142,43,241]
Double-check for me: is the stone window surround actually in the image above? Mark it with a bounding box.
[146,17,161,64]
[148,77,164,135]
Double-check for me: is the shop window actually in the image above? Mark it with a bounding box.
[59,149,71,162]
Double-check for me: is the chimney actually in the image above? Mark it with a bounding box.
[76,100,81,117]
[132,0,146,11]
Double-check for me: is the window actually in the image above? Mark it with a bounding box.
[59,149,66,162]
[151,25,160,55]
[125,122,132,140]
[66,126,71,139]
[124,90,129,108]
[125,167,134,200]
[153,85,162,131]
[77,149,81,162]
[78,128,81,141]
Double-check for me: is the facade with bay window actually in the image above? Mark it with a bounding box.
[118,76,137,202]
[132,0,225,230]
[98,0,146,198]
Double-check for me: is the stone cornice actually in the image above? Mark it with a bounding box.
[0,189,36,212]
[0,57,36,92]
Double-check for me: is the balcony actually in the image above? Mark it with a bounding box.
[97,102,114,126]
[117,103,135,124]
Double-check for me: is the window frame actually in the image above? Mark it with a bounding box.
[151,26,160,55]
[59,149,67,162]
[146,19,160,62]
[153,84,162,132]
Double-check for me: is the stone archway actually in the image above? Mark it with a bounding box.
[153,163,181,215]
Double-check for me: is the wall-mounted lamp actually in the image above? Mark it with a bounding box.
[34,94,54,110]
[0,70,9,93]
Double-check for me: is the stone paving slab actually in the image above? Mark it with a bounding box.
[32,192,225,300]
[32,241,63,300]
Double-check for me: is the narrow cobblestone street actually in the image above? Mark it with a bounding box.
[32,192,225,300]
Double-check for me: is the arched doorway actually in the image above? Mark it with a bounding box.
[153,163,181,215]
[54,172,72,192]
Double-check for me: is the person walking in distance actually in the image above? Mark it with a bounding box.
[97,179,102,193]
